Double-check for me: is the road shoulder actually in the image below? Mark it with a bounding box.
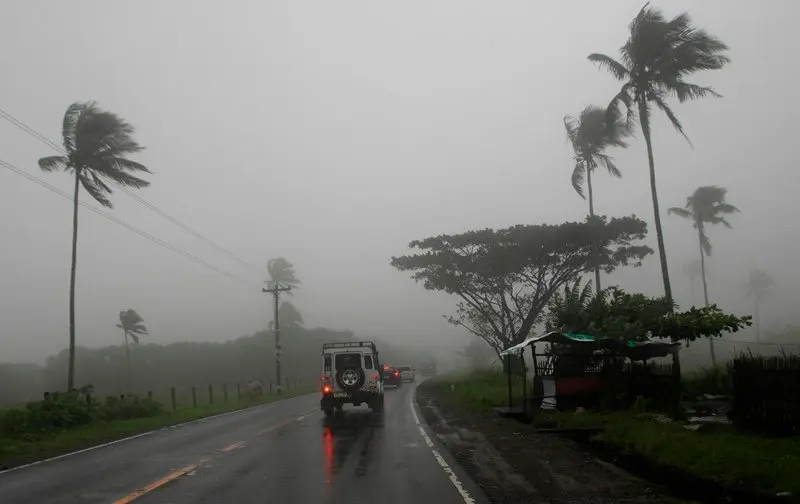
[416,379,685,504]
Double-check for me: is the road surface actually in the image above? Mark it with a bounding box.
[0,381,488,504]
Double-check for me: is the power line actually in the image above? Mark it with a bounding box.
[0,157,259,287]
[0,106,264,276]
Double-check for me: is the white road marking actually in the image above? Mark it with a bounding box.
[410,396,476,504]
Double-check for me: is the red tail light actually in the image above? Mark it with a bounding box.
[322,385,332,394]
[394,371,400,376]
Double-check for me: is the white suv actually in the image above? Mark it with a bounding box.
[320,341,384,418]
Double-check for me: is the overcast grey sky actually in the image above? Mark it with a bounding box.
[1,0,797,363]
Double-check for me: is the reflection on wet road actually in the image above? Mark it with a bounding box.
[0,382,487,504]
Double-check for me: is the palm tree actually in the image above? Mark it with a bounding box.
[116,309,149,393]
[746,268,774,344]
[564,105,632,291]
[588,4,730,303]
[39,102,151,390]
[668,185,738,366]
[266,257,301,291]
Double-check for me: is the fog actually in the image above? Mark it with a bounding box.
[1,0,797,368]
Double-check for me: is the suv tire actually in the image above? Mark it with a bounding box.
[336,367,366,392]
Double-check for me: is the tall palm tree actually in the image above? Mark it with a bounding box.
[564,105,632,291]
[746,268,774,344]
[116,309,149,393]
[39,102,151,390]
[588,4,730,303]
[668,185,738,366]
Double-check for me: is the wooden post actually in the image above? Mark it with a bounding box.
[237,382,241,399]
[147,390,153,399]
[192,386,197,408]
[224,383,228,402]
[171,387,177,410]
[522,347,529,420]
[209,384,214,405]
[506,354,513,408]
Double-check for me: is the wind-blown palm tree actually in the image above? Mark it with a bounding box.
[746,268,774,344]
[564,105,632,291]
[39,102,151,390]
[588,4,730,303]
[668,185,738,366]
[116,309,149,392]
[266,257,301,291]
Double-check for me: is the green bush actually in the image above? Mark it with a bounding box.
[99,395,163,421]
[0,390,164,440]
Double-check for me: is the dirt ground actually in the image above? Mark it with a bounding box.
[416,383,692,504]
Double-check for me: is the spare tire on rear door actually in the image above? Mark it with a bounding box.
[336,366,365,391]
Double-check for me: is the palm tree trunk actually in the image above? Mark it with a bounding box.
[754,297,761,348]
[638,99,673,304]
[697,228,716,366]
[68,171,80,391]
[586,165,601,293]
[124,331,132,393]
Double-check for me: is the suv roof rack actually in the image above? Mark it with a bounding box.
[322,341,378,352]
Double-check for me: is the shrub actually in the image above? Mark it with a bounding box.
[0,390,164,440]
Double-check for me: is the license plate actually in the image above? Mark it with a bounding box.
[333,391,349,398]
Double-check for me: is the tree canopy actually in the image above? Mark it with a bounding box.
[116,309,149,344]
[390,215,653,355]
[545,280,752,343]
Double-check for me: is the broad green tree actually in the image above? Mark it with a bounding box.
[588,4,730,303]
[116,309,149,392]
[39,102,151,390]
[564,105,631,292]
[391,216,653,356]
[746,268,774,344]
[668,185,739,365]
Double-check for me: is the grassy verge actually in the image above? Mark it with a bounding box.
[0,386,314,468]
[427,371,800,498]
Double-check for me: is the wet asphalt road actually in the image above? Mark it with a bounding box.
[0,381,488,504]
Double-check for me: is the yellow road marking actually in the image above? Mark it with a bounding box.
[112,464,199,504]
[221,441,245,452]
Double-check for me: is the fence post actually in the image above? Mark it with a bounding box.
[192,386,197,408]
[209,384,214,405]
[269,382,273,394]
[223,383,228,402]
[237,382,241,399]
[171,387,177,410]
[148,390,153,399]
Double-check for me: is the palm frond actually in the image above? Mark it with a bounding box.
[80,176,112,208]
[699,230,712,256]
[714,203,739,214]
[652,95,693,147]
[571,162,586,199]
[667,207,693,219]
[587,53,629,80]
[62,102,89,154]
[595,153,622,178]
[95,162,151,189]
[38,155,68,172]
[669,82,722,102]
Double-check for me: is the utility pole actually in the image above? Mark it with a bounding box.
[263,281,291,394]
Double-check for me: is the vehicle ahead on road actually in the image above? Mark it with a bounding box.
[320,341,384,418]
[381,365,403,388]
[396,365,416,382]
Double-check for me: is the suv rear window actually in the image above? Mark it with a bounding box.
[335,353,362,369]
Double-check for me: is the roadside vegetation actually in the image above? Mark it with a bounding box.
[0,385,314,468]
[422,371,800,499]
